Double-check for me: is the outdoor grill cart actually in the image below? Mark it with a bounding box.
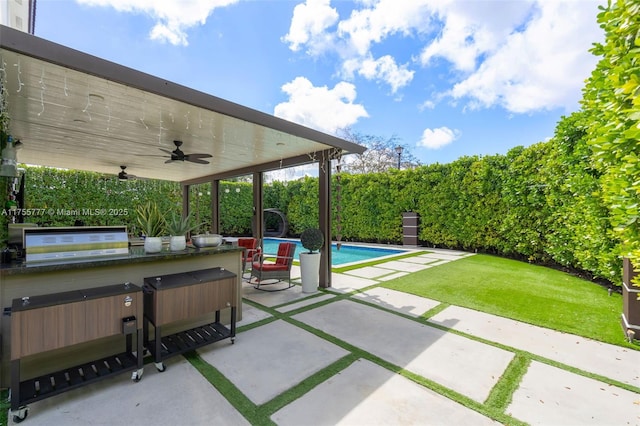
[9,282,144,423]
[143,267,237,372]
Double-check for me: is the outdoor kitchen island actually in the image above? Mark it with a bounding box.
[0,244,243,390]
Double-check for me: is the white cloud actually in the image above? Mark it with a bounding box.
[274,77,369,134]
[336,0,432,56]
[418,100,436,111]
[284,0,430,93]
[342,55,414,93]
[76,0,238,46]
[285,0,602,113]
[422,0,603,112]
[282,0,339,54]
[419,127,460,149]
[419,1,534,72]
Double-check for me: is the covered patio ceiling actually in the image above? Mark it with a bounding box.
[0,26,365,183]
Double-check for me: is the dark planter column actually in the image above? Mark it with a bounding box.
[402,212,419,246]
[622,257,640,341]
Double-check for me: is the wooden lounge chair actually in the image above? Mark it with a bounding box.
[249,242,296,291]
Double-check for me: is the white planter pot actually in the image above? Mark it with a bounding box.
[170,235,186,251]
[299,252,321,293]
[144,236,163,253]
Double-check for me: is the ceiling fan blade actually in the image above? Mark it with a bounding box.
[186,157,210,164]
[159,148,174,156]
[187,153,213,159]
[164,159,175,164]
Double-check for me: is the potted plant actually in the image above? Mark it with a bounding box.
[135,201,166,253]
[299,228,324,293]
[165,212,200,251]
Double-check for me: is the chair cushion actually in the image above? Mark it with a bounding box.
[238,238,257,250]
[252,262,288,271]
[275,243,294,266]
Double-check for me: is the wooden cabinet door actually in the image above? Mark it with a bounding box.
[212,277,236,311]
[85,293,141,340]
[11,301,86,359]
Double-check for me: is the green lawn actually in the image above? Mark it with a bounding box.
[381,254,632,348]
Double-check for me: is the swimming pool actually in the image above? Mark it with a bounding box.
[262,238,407,266]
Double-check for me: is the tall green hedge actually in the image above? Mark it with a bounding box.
[5,110,621,285]
[582,0,640,278]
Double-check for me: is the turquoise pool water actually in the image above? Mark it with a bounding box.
[262,238,406,266]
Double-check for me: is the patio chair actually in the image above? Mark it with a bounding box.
[249,242,296,291]
[237,237,259,274]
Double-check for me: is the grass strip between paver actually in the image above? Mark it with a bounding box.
[185,350,275,426]
[0,389,8,426]
[420,302,451,319]
[259,353,360,416]
[484,354,531,411]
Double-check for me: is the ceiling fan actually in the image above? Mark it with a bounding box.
[159,140,212,164]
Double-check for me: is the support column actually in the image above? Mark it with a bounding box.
[182,184,189,218]
[319,151,332,288]
[253,172,264,244]
[211,180,220,234]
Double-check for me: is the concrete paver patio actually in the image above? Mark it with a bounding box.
[429,304,640,387]
[508,361,640,425]
[7,248,640,425]
[198,320,349,405]
[16,357,250,426]
[271,359,499,426]
[293,299,514,403]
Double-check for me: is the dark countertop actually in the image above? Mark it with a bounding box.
[0,245,242,277]
[12,282,142,311]
[144,267,236,290]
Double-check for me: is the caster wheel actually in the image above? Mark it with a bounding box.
[132,368,144,382]
[231,338,235,345]
[12,407,28,423]
[155,362,166,372]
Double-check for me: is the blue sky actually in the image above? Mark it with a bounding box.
[33,0,604,167]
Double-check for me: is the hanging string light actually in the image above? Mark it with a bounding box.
[139,99,148,129]
[82,94,92,121]
[37,68,45,116]
[14,61,24,93]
